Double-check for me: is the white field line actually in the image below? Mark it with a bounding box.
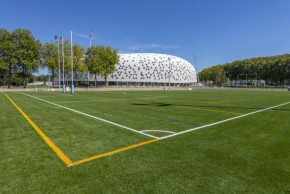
[141,130,176,134]
[28,95,66,98]
[159,101,290,140]
[21,92,62,98]
[54,96,168,104]
[21,93,158,139]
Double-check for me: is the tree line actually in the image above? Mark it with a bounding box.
[0,28,119,88]
[198,54,290,87]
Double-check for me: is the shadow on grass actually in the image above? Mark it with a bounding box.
[132,102,173,107]
[131,102,290,111]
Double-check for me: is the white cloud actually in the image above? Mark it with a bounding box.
[74,32,90,39]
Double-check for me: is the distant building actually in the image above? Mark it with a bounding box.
[58,53,197,86]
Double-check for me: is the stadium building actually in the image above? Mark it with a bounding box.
[61,53,197,86]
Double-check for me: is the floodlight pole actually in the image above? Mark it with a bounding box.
[61,36,66,93]
[237,74,239,89]
[246,74,248,88]
[88,30,94,86]
[89,30,94,47]
[70,31,74,94]
[193,54,198,85]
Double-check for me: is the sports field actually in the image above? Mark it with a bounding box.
[1,89,290,193]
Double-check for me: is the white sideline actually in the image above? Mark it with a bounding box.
[159,101,290,140]
[20,93,158,139]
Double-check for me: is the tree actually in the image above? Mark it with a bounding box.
[211,66,227,86]
[86,46,119,86]
[198,68,211,83]
[206,54,290,87]
[72,44,87,87]
[12,29,41,88]
[86,46,102,86]
[42,42,58,87]
[198,65,227,86]
[0,28,16,88]
[0,67,7,86]
[98,46,119,86]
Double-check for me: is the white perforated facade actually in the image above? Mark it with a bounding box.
[61,53,197,86]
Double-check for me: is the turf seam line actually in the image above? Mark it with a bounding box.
[4,93,73,166]
[72,139,158,166]
[159,101,290,140]
[175,105,242,115]
[20,93,158,139]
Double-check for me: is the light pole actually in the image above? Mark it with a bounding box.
[255,73,257,88]
[54,35,61,89]
[88,30,94,86]
[61,36,65,93]
[89,30,94,47]
[193,54,198,85]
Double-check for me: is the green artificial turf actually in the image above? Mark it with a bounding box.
[0,90,290,193]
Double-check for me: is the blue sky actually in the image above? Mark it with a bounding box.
[2,0,290,74]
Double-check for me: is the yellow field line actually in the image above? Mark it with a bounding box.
[4,93,73,166]
[175,105,242,115]
[72,139,158,166]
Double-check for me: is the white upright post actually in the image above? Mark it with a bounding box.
[55,36,60,89]
[61,37,66,93]
[58,39,60,88]
[71,31,74,94]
